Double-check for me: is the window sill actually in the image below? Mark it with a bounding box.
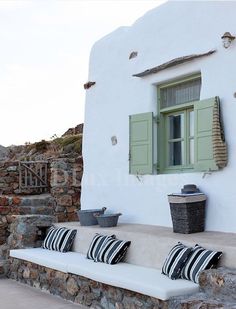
[159,166,195,174]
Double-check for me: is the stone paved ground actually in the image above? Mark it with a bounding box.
[0,278,88,309]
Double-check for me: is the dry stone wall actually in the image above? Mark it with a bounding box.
[0,161,51,195]
[0,161,19,195]
[0,214,56,275]
[8,259,168,309]
[50,156,83,222]
[0,156,83,267]
[7,215,56,250]
[0,156,83,224]
[0,195,55,247]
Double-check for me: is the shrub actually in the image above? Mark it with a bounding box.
[35,140,49,152]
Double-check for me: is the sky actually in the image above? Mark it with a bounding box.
[0,0,166,147]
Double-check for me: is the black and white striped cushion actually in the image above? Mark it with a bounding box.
[87,234,115,261]
[42,226,77,252]
[181,245,222,283]
[162,242,193,280]
[95,238,131,264]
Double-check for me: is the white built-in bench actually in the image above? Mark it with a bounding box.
[10,223,236,301]
[10,248,198,300]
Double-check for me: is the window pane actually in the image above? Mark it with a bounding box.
[169,141,184,166]
[189,111,194,137]
[160,78,201,109]
[169,114,184,139]
[190,139,194,164]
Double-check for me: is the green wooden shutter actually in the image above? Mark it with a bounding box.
[129,112,153,174]
[194,97,218,172]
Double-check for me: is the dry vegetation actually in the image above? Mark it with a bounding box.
[3,125,83,161]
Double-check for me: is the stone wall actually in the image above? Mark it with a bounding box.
[0,214,55,275]
[7,215,56,250]
[0,161,19,195]
[50,156,83,222]
[0,155,83,274]
[8,259,168,309]
[0,156,83,223]
[0,196,23,246]
[0,161,51,195]
[0,195,55,248]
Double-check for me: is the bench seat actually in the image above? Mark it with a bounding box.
[10,248,199,301]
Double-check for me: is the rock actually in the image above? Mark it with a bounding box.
[75,292,85,304]
[12,197,21,205]
[101,296,110,308]
[55,271,68,281]
[106,287,123,302]
[62,124,83,137]
[6,166,17,172]
[57,195,72,207]
[0,197,9,206]
[67,277,79,296]
[30,269,38,279]
[115,303,124,309]
[23,267,30,279]
[0,207,10,215]
[200,267,236,302]
[0,145,9,160]
[91,304,103,309]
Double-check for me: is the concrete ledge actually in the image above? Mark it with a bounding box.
[55,222,236,269]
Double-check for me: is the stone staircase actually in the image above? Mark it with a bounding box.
[0,194,56,247]
[169,268,236,308]
[0,193,56,275]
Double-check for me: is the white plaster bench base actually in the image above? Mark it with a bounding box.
[9,248,198,303]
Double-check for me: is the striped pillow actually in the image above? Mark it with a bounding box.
[87,234,116,261]
[181,245,222,283]
[95,238,131,264]
[162,242,193,280]
[42,226,77,252]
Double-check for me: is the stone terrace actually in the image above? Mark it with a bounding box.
[8,222,236,308]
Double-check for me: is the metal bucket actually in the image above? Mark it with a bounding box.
[78,207,107,226]
[94,213,122,228]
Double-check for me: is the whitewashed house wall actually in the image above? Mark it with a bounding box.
[81,1,236,233]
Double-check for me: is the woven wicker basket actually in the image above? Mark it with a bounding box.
[168,194,206,234]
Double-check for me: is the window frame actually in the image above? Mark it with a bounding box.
[157,74,201,174]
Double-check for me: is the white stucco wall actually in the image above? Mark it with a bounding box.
[81,1,236,233]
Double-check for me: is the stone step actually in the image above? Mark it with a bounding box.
[0,194,56,216]
[0,194,55,207]
[17,195,55,216]
[15,194,55,207]
[170,292,236,309]
[18,206,54,216]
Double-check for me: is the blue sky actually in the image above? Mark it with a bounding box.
[0,0,164,146]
